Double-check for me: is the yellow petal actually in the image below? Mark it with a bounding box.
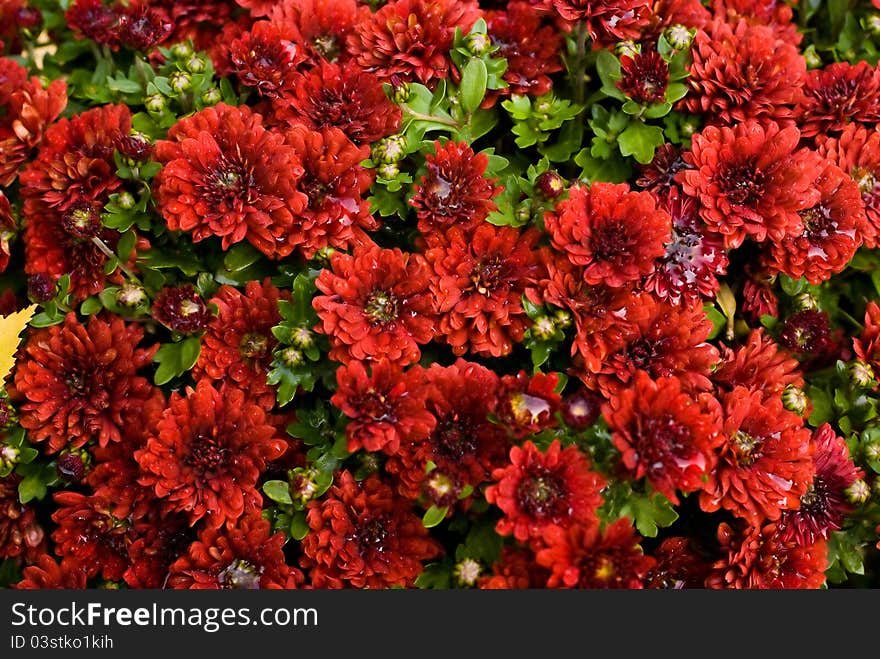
[0,304,37,385]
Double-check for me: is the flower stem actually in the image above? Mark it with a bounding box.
[90,236,143,286]
[403,107,459,127]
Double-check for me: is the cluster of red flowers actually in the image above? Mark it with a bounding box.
[1,0,879,591]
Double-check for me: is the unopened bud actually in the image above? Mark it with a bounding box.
[664,25,693,50]
[845,478,870,504]
[453,558,482,587]
[531,315,556,341]
[145,94,166,113]
[169,71,192,94]
[465,32,492,57]
[781,384,808,416]
[850,361,876,389]
[201,87,222,106]
[535,171,565,199]
[116,283,148,308]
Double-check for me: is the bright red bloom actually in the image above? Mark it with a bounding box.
[268,0,368,64]
[283,125,376,258]
[0,476,45,561]
[14,555,89,590]
[797,61,880,139]
[10,313,158,454]
[410,141,501,234]
[478,547,551,589]
[331,359,436,455]
[424,224,542,357]
[154,103,308,259]
[854,300,880,368]
[646,0,710,36]
[711,0,799,42]
[685,19,804,126]
[618,50,669,105]
[0,190,13,273]
[485,440,605,543]
[301,471,443,588]
[680,120,821,248]
[135,380,287,529]
[552,0,652,45]
[347,0,480,85]
[603,371,722,504]
[713,328,803,398]
[194,279,288,412]
[536,518,656,589]
[167,514,303,589]
[778,423,862,546]
[313,243,436,366]
[635,144,687,200]
[229,20,305,98]
[544,182,670,288]
[275,60,401,146]
[496,370,561,439]
[124,512,193,589]
[765,161,865,285]
[645,537,712,589]
[706,522,828,589]
[817,124,880,249]
[740,268,779,324]
[700,386,813,524]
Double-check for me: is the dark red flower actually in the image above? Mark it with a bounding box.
[10,313,159,454]
[544,182,671,288]
[268,0,368,64]
[154,103,308,259]
[854,300,880,368]
[0,476,45,561]
[797,61,880,139]
[552,0,652,45]
[560,387,603,430]
[151,284,213,334]
[14,555,88,589]
[313,243,436,366]
[680,119,821,248]
[618,50,669,105]
[603,371,722,504]
[194,279,288,412]
[478,547,551,589]
[229,20,305,98]
[713,328,803,398]
[779,310,831,356]
[347,0,480,85]
[167,514,303,589]
[685,19,804,126]
[301,471,443,588]
[485,440,605,543]
[117,2,172,51]
[536,518,656,589]
[645,537,712,589]
[65,0,120,47]
[635,144,687,199]
[496,370,561,439]
[0,190,13,273]
[331,359,436,455]
[700,386,813,524]
[123,512,192,589]
[135,380,287,529]
[424,224,542,357]
[710,0,799,42]
[410,141,501,234]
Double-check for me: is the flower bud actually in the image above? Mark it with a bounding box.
[849,361,876,389]
[117,191,136,210]
[56,450,91,483]
[453,558,482,587]
[530,315,556,341]
[171,42,193,59]
[201,87,222,106]
[664,25,693,50]
[781,384,808,416]
[290,326,315,349]
[388,77,410,104]
[377,162,400,179]
[561,389,602,429]
[280,347,304,367]
[614,40,640,59]
[372,135,408,164]
[185,55,207,73]
[0,445,19,472]
[116,282,148,308]
[535,171,565,199]
[465,32,492,57]
[145,94,166,113]
[515,200,532,224]
[846,479,870,504]
[169,71,192,94]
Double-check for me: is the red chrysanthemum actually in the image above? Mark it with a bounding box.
[313,243,436,366]
[797,61,880,139]
[544,182,670,288]
[228,20,305,98]
[603,371,722,504]
[283,125,376,258]
[778,423,862,547]
[151,284,213,334]
[193,279,288,412]
[635,143,687,200]
[154,103,308,259]
[0,475,45,561]
[268,0,368,64]
[330,359,436,455]
[765,161,865,285]
[706,521,828,589]
[778,310,832,356]
[618,50,669,105]
[0,190,13,274]
[710,0,799,42]
[496,370,561,439]
[854,300,880,368]
[424,224,542,358]
[645,0,710,36]
[645,537,712,589]
[644,190,728,303]
[65,0,120,47]
[552,0,652,45]
[817,124,880,249]
[301,471,443,589]
[536,518,657,589]
[117,2,173,51]
[275,60,401,146]
[740,267,779,325]
[167,514,303,589]
[478,546,551,589]
[135,380,287,529]
[346,0,480,85]
[14,555,89,590]
[700,386,813,523]
[485,440,605,543]
[10,313,158,454]
[713,328,803,398]
[123,512,193,589]
[680,119,821,248]
[409,140,501,234]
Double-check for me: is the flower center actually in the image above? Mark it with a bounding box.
[358,389,396,423]
[732,430,762,466]
[508,393,551,426]
[720,164,765,206]
[515,467,567,519]
[62,205,102,239]
[218,558,262,589]
[364,290,399,324]
[179,298,202,317]
[435,416,478,461]
[591,221,633,261]
[185,432,228,472]
[852,166,878,195]
[799,204,834,237]
[239,332,268,360]
[353,515,389,555]
[472,258,504,295]
[312,34,339,61]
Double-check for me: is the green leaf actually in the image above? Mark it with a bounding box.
[80,297,103,316]
[263,480,293,505]
[107,77,143,94]
[807,384,833,427]
[617,121,665,164]
[223,243,263,273]
[621,491,679,538]
[17,475,46,504]
[665,83,688,104]
[422,505,449,528]
[575,148,632,183]
[153,336,201,385]
[460,58,488,114]
[704,305,726,340]
[290,511,310,540]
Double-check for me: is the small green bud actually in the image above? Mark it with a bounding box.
[465,32,492,57]
[453,558,482,587]
[515,200,532,224]
[389,79,410,104]
[553,309,572,329]
[615,40,640,59]
[664,25,694,50]
[185,55,206,73]
[781,384,808,416]
[280,347,304,367]
[169,71,192,94]
[803,45,822,70]
[116,283,148,308]
[531,315,557,341]
[0,445,19,472]
[171,42,193,59]
[290,326,315,350]
[144,94,166,113]
[377,162,400,179]
[849,361,876,389]
[845,478,870,504]
[372,135,408,164]
[117,191,136,210]
[791,292,819,312]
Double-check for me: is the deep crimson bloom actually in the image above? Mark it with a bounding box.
[283,125,377,258]
[151,284,213,334]
[680,120,821,248]
[854,300,880,367]
[301,471,443,588]
[124,512,193,589]
[0,191,13,273]
[65,0,120,47]
[603,371,722,504]
[10,313,159,454]
[485,2,563,99]
[117,2,172,51]
[496,370,561,439]
[50,491,134,581]
[700,386,813,524]
[740,268,779,324]
[645,537,712,589]
[817,124,880,248]
[167,514,303,589]
[765,162,865,285]
[552,0,652,44]
[618,50,669,105]
[194,279,288,412]
[313,243,436,366]
[0,0,28,54]
[536,518,656,589]
[424,224,542,357]
[713,328,803,398]
[778,423,862,546]
[685,19,804,126]
[578,296,720,397]
[544,182,671,288]
[410,141,501,234]
[485,440,605,543]
[331,359,436,454]
[154,103,308,259]
[0,476,45,561]
[148,0,236,46]
[135,380,287,529]
[347,0,480,85]
[778,310,831,356]
[635,144,687,199]
[797,61,880,139]
[275,61,401,146]
[229,20,305,98]
[706,522,828,589]
[644,190,728,303]
[14,555,88,590]
[478,547,551,589]
[268,0,368,64]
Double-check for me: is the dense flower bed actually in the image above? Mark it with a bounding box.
[1,0,880,590]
